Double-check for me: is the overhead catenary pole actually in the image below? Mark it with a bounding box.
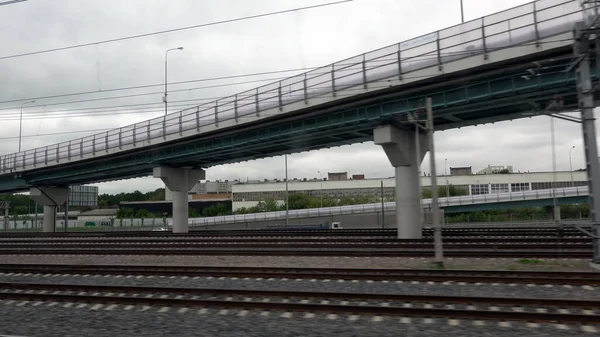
[427,97,444,268]
[318,171,323,208]
[573,14,600,265]
[550,116,558,225]
[460,0,464,23]
[285,154,289,226]
[380,180,385,228]
[415,124,423,226]
[426,97,444,268]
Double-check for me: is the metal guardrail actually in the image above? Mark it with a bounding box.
[0,0,582,174]
[188,186,588,226]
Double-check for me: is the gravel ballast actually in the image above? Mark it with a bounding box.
[0,255,596,271]
[0,301,597,337]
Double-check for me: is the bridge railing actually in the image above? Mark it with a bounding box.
[0,0,582,174]
[189,186,589,226]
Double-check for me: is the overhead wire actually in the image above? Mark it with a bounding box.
[1,63,572,122]
[0,0,353,61]
[0,36,573,119]
[0,38,572,120]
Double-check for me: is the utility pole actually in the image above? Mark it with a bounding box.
[285,154,289,226]
[570,146,576,187]
[380,180,385,228]
[426,97,444,268]
[571,3,600,265]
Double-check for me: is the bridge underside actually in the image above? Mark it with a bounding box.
[0,55,595,193]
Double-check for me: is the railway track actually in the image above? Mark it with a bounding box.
[0,237,592,243]
[0,248,592,257]
[1,264,599,285]
[0,242,593,250]
[0,226,590,238]
[0,282,598,324]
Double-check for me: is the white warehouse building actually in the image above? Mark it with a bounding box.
[230,171,588,211]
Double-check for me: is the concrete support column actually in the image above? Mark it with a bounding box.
[29,187,70,233]
[43,205,56,232]
[395,166,422,238]
[374,125,429,239]
[153,166,206,233]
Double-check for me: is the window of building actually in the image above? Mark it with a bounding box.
[470,184,489,195]
[490,183,509,194]
[510,183,530,192]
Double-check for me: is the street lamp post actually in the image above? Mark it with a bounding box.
[19,100,35,152]
[164,47,184,116]
[569,145,576,187]
[460,0,464,23]
[317,171,323,208]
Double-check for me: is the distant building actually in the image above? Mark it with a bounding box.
[69,185,99,207]
[352,174,365,180]
[230,170,588,211]
[165,180,237,201]
[328,172,348,181]
[477,165,514,174]
[449,167,472,176]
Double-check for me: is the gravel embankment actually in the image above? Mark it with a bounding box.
[0,302,597,337]
[0,255,596,271]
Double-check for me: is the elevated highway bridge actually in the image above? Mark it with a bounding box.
[0,0,598,248]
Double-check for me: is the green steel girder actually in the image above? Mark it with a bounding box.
[8,58,598,189]
[0,178,28,192]
[443,196,589,214]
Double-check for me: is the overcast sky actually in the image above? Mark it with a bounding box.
[0,0,590,195]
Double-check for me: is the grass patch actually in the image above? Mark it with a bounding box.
[517,258,545,265]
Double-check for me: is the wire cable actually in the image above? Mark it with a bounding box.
[0,36,572,114]
[0,0,353,61]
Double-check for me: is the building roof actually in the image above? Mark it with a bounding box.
[78,208,118,217]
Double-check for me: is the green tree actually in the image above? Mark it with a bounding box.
[422,185,469,198]
[202,203,229,217]
[117,207,135,219]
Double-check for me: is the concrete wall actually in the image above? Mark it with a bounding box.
[190,210,444,231]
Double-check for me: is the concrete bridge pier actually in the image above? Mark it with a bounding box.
[153,166,206,233]
[374,125,429,239]
[29,187,70,233]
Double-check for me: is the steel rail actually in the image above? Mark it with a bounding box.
[0,237,593,244]
[0,243,593,250]
[1,264,599,285]
[0,248,592,257]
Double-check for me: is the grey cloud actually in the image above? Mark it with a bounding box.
[0,0,590,195]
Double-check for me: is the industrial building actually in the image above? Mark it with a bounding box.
[230,170,588,211]
[162,168,589,212]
